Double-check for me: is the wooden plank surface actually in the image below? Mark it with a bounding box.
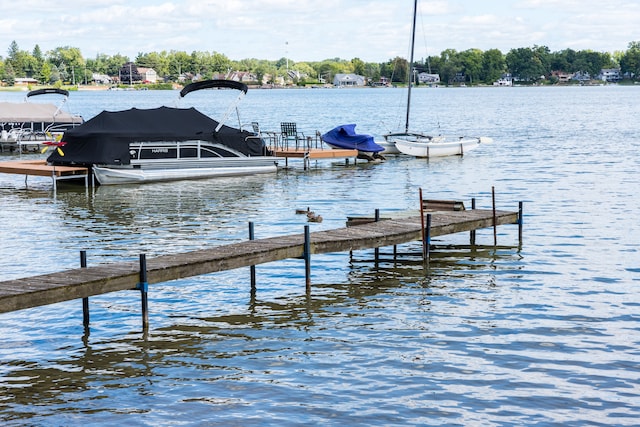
[0,209,519,314]
[0,160,88,177]
[271,148,358,159]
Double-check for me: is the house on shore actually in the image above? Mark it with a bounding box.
[418,72,440,84]
[493,73,513,86]
[333,73,365,87]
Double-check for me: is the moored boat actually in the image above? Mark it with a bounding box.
[0,88,83,152]
[389,132,492,158]
[321,123,386,161]
[382,0,491,158]
[46,80,282,185]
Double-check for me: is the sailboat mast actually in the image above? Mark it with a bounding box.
[405,0,418,133]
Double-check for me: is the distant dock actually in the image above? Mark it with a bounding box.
[0,199,522,329]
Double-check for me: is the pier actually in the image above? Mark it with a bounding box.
[0,159,89,191]
[0,198,522,329]
[272,147,359,169]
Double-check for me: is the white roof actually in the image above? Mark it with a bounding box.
[0,102,83,124]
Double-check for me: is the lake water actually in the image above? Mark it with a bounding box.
[1,85,639,426]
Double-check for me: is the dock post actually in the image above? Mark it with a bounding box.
[518,201,523,246]
[492,186,497,246]
[425,214,432,263]
[303,152,310,170]
[303,225,311,292]
[51,167,57,196]
[470,198,476,246]
[249,222,256,291]
[419,188,427,260]
[374,209,380,263]
[136,254,149,330]
[80,250,89,328]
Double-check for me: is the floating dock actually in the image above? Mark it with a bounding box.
[0,202,522,329]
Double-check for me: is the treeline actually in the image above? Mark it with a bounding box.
[2,40,640,86]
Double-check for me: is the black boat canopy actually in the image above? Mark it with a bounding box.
[47,106,264,166]
[179,79,248,98]
[26,88,70,98]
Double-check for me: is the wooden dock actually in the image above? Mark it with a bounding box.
[0,159,89,190]
[0,206,521,319]
[271,147,359,169]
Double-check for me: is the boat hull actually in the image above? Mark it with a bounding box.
[392,135,483,158]
[377,138,401,155]
[93,158,280,185]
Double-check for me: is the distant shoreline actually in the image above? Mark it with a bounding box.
[1,82,637,93]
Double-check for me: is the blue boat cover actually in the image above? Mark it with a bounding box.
[321,124,384,152]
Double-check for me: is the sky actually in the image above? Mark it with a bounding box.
[1,0,638,63]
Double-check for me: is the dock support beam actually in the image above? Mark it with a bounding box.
[303,225,311,293]
[249,222,256,291]
[425,214,432,266]
[136,254,149,330]
[419,188,427,261]
[80,250,89,328]
[492,186,497,246]
[470,198,476,246]
[374,209,380,263]
[518,201,523,246]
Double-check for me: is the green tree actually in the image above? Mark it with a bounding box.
[505,46,550,82]
[6,40,34,77]
[350,57,365,75]
[389,56,409,83]
[620,41,640,80]
[481,48,506,83]
[166,50,191,80]
[572,50,613,78]
[458,48,483,84]
[439,49,461,84]
[47,46,85,83]
[39,61,52,83]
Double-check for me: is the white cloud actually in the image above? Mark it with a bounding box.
[0,0,637,61]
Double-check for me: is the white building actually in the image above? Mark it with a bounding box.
[493,73,513,86]
[418,72,440,84]
[597,68,621,82]
[333,73,365,87]
[137,67,157,83]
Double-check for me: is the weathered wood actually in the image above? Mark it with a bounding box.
[0,160,88,178]
[422,199,466,211]
[0,208,519,315]
[271,148,358,159]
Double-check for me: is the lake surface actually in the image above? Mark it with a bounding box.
[1,85,639,426]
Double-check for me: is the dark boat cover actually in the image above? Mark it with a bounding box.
[47,106,265,166]
[321,124,384,152]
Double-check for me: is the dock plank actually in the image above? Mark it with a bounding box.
[271,148,358,159]
[0,160,88,178]
[0,208,520,314]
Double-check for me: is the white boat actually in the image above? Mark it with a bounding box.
[0,88,83,152]
[388,132,493,158]
[47,80,282,185]
[382,0,490,158]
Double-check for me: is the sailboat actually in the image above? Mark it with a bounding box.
[380,0,491,158]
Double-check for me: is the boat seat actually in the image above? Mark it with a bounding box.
[251,122,260,134]
[422,199,466,211]
[251,122,278,148]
